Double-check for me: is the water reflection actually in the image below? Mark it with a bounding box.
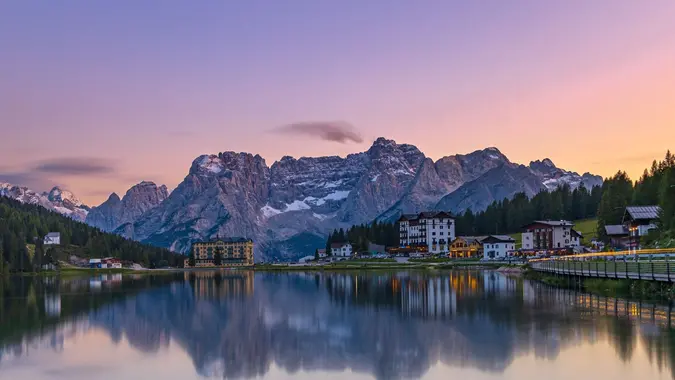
[1,270,675,379]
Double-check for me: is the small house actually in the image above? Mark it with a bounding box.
[482,235,516,260]
[331,242,353,257]
[43,232,60,246]
[623,206,661,236]
[102,257,123,269]
[604,225,630,248]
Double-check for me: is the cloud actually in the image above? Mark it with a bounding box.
[0,172,58,192]
[32,157,115,176]
[273,121,363,144]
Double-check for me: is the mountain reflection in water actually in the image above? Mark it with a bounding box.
[1,270,675,380]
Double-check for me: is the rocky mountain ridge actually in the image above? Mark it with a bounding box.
[87,138,601,261]
[1,137,602,260]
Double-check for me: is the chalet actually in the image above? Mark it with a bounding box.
[623,206,661,236]
[604,225,630,249]
[449,236,486,258]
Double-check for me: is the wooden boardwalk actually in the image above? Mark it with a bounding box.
[531,260,675,282]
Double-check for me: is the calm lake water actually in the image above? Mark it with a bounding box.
[1,270,675,380]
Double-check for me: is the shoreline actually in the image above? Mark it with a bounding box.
[523,267,675,301]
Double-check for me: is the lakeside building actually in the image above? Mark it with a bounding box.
[184,237,254,268]
[449,236,486,258]
[482,235,516,259]
[604,205,661,250]
[604,225,630,248]
[331,242,353,257]
[317,248,327,258]
[398,211,455,254]
[623,206,661,237]
[521,220,581,251]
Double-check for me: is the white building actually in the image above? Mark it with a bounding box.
[317,248,327,258]
[482,235,516,259]
[43,232,60,245]
[398,211,455,254]
[331,243,353,257]
[521,221,581,250]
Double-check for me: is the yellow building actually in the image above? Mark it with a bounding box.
[449,236,485,258]
[184,237,254,268]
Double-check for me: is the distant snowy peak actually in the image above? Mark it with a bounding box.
[0,183,89,221]
[47,186,84,207]
[528,159,602,190]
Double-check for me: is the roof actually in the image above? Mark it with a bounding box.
[45,232,60,238]
[534,220,573,227]
[623,206,661,222]
[398,211,454,222]
[571,229,582,238]
[331,242,350,248]
[194,237,253,244]
[604,225,629,236]
[522,220,574,230]
[455,236,488,244]
[481,235,515,243]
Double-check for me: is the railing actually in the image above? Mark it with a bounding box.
[530,249,675,282]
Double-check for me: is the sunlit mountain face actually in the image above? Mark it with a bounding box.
[1,271,674,380]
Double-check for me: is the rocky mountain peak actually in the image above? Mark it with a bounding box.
[107,192,122,203]
[190,152,269,178]
[86,181,170,233]
[47,186,83,207]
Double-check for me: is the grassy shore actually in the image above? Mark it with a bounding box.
[524,267,675,299]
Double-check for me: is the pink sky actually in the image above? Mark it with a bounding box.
[1,1,674,205]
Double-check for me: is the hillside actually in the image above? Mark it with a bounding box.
[0,196,181,273]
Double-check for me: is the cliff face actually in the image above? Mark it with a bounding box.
[86,181,168,232]
[85,138,602,261]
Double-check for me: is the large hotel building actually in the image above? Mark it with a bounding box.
[398,211,455,254]
[184,237,254,267]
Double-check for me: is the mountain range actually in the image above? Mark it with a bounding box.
[0,137,602,261]
[0,183,90,221]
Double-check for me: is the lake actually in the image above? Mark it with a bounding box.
[1,270,674,380]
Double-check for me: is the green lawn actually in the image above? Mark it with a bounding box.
[573,218,598,245]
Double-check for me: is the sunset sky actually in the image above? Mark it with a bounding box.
[1,1,674,205]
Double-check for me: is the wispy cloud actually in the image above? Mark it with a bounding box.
[32,157,115,176]
[0,172,59,192]
[273,121,363,144]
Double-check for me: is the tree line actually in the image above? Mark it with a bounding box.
[325,220,398,254]
[0,196,181,273]
[455,184,602,236]
[597,151,675,243]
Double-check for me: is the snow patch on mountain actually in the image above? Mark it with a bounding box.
[0,183,89,221]
[197,155,224,174]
